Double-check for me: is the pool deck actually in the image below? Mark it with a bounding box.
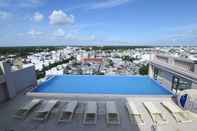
[0,92,197,131]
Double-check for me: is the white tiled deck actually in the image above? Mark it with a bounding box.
[0,93,197,131]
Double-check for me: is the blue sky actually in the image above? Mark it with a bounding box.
[0,0,197,46]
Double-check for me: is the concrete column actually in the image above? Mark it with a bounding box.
[194,63,197,74]
[192,62,197,89]
[191,82,197,89]
[168,74,174,90]
[149,64,154,78]
[168,57,174,65]
[148,54,154,78]
[153,68,159,80]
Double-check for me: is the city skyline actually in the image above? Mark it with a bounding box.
[0,0,197,46]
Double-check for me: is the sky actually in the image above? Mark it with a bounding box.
[0,0,197,46]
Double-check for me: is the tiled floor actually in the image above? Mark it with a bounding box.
[0,93,197,131]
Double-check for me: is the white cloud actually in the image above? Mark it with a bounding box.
[65,33,96,41]
[49,10,74,25]
[67,0,132,11]
[18,29,43,37]
[0,0,47,8]
[52,28,96,41]
[0,10,11,20]
[148,27,197,45]
[159,24,197,43]
[27,29,43,36]
[31,0,44,4]
[89,0,130,9]
[53,28,65,37]
[33,12,44,22]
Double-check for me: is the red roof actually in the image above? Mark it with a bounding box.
[81,57,103,64]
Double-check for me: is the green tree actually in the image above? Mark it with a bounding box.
[121,55,136,63]
[36,56,74,79]
[36,70,45,79]
[106,59,113,67]
[95,72,104,75]
[139,64,149,75]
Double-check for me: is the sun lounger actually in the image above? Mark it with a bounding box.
[14,99,42,119]
[83,101,97,124]
[143,102,167,125]
[58,101,78,122]
[161,101,192,123]
[126,101,144,125]
[106,101,120,125]
[33,100,58,121]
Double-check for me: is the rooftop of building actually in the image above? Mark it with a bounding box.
[0,91,197,131]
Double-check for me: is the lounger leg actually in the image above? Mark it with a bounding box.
[139,116,144,124]
[173,114,182,123]
[159,114,167,124]
[152,115,157,124]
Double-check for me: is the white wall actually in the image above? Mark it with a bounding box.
[2,62,37,98]
[0,80,8,102]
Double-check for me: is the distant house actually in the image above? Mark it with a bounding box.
[81,57,103,64]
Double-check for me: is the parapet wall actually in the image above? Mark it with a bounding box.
[1,62,37,99]
[152,54,197,73]
[11,66,37,94]
[0,77,8,103]
[149,54,197,90]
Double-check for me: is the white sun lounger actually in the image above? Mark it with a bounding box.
[83,101,97,124]
[58,101,78,122]
[14,99,42,119]
[143,102,167,125]
[161,101,192,123]
[126,101,144,125]
[33,100,58,121]
[106,101,120,125]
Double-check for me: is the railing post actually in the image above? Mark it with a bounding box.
[192,62,197,89]
[194,62,197,74]
[148,54,154,78]
[168,56,174,65]
[149,64,154,78]
[153,68,159,80]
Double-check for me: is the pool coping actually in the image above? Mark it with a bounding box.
[26,92,174,98]
[28,75,175,98]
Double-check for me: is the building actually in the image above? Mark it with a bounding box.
[0,54,197,131]
[80,57,103,64]
[149,53,197,92]
[0,62,37,102]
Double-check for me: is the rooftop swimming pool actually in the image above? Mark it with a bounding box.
[32,75,173,96]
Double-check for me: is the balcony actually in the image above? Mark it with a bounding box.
[150,54,197,82]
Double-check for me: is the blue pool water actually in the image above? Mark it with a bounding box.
[32,75,173,95]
